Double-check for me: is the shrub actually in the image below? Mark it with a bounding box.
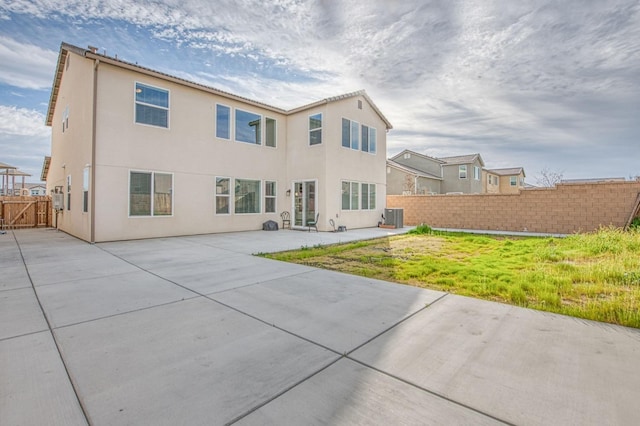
[408,224,433,235]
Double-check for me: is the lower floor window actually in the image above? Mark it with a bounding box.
[265,181,276,213]
[129,171,173,216]
[361,183,376,210]
[235,179,261,214]
[216,177,230,214]
[342,181,376,210]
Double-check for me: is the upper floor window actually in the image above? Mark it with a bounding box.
[342,118,376,153]
[265,117,276,148]
[135,83,169,128]
[216,104,231,139]
[459,165,467,179]
[236,109,261,145]
[62,106,69,132]
[474,166,480,180]
[510,176,517,186]
[309,113,322,145]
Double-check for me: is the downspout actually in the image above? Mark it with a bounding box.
[90,59,99,243]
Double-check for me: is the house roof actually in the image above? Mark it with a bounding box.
[486,167,526,177]
[47,42,392,129]
[386,160,443,180]
[41,156,51,182]
[289,90,392,129]
[389,149,445,164]
[439,153,485,167]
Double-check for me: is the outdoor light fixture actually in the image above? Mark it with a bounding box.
[286,189,291,196]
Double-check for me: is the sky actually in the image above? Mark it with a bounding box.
[1,0,639,184]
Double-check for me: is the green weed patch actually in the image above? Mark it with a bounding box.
[263,227,640,328]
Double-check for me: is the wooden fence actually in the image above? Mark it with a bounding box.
[0,196,52,229]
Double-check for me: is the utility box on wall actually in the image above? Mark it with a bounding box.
[53,193,64,211]
[385,208,404,228]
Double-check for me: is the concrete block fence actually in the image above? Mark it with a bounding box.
[386,181,640,234]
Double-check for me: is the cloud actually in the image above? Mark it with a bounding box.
[2,0,639,180]
[0,36,58,89]
[0,105,50,136]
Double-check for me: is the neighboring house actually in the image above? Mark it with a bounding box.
[386,151,443,194]
[484,168,526,194]
[388,150,525,195]
[24,183,47,196]
[439,154,485,194]
[44,43,392,242]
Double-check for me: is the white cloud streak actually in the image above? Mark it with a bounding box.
[2,0,639,178]
[0,36,58,89]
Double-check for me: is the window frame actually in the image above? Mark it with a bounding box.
[215,103,231,140]
[265,117,277,148]
[474,166,481,180]
[342,118,377,154]
[265,180,276,213]
[459,165,467,179]
[134,82,169,129]
[234,178,261,214]
[66,174,71,211]
[128,170,174,217]
[83,166,89,213]
[309,113,322,145]
[215,177,231,215]
[235,108,262,145]
[510,176,517,186]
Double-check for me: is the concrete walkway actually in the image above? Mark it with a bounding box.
[1,228,639,425]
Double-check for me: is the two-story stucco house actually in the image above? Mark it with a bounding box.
[44,43,392,242]
[387,150,485,195]
[483,168,526,194]
[386,151,443,195]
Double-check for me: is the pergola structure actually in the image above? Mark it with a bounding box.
[1,162,32,196]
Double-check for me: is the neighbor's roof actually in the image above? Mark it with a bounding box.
[440,153,485,167]
[47,42,392,129]
[386,159,443,180]
[389,149,445,164]
[1,169,31,177]
[0,161,17,170]
[486,167,526,177]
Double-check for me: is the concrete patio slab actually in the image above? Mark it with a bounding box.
[0,332,87,426]
[150,254,315,295]
[213,268,445,353]
[0,264,31,291]
[26,255,141,287]
[100,239,244,270]
[4,228,640,425]
[54,297,338,425]
[36,270,198,327]
[237,358,502,425]
[351,294,640,425]
[0,287,48,339]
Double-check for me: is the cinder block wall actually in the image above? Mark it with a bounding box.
[386,181,640,234]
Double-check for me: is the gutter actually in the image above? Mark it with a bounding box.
[90,59,99,243]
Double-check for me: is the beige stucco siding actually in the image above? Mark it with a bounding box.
[320,96,387,230]
[46,50,95,241]
[92,63,289,241]
[47,45,391,241]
